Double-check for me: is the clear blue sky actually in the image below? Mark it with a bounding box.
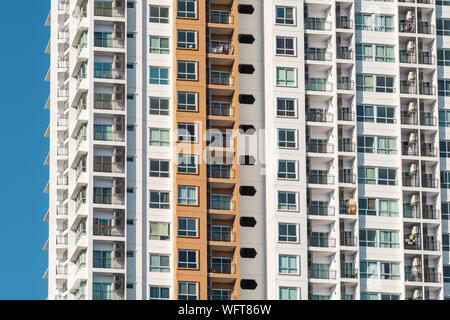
[0,1,50,299]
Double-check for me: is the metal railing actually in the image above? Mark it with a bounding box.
[309,269,337,280]
[208,262,235,274]
[93,162,125,173]
[399,51,416,64]
[340,235,357,247]
[337,48,353,59]
[339,172,356,184]
[421,176,437,188]
[308,205,335,216]
[418,52,434,65]
[93,194,125,205]
[400,82,417,95]
[56,235,68,245]
[421,146,437,157]
[402,144,418,156]
[423,237,440,251]
[208,164,233,179]
[305,18,332,31]
[336,17,352,29]
[338,110,354,121]
[306,111,333,122]
[403,205,421,218]
[305,49,332,61]
[419,83,435,95]
[94,1,125,18]
[308,236,336,248]
[337,79,354,90]
[93,225,125,237]
[306,142,334,154]
[210,198,234,211]
[93,131,125,142]
[208,12,232,24]
[307,174,334,185]
[422,205,439,220]
[338,141,355,152]
[418,22,434,34]
[208,44,233,55]
[305,80,333,92]
[341,268,358,279]
[401,113,418,125]
[57,175,68,186]
[208,230,235,243]
[402,174,420,187]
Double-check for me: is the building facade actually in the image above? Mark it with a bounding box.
[43,0,450,300]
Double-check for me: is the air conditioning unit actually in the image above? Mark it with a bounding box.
[411,194,419,207]
[408,71,416,82]
[408,101,417,113]
[113,242,124,259]
[113,86,123,101]
[409,132,417,144]
[412,257,421,271]
[409,163,418,176]
[413,289,421,300]
[407,41,415,51]
[411,225,420,235]
[406,11,414,21]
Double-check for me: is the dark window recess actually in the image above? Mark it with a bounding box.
[127,63,134,69]
[127,2,135,8]
[238,5,254,14]
[127,188,134,193]
[240,279,258,290]
[238,34,255,44]
[239,94,255,104]
[240,186,256,196]
[239,155,256,166]
[238,64,255,74]
[240,217,257,227]
[127,33,134,38]
[127,156,134,162]
[127,94,134,100]
[240,248,257,258]
[239,125,256,134]
[126,283,134,289]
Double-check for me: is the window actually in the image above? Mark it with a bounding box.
[378,199,399,217]
[357,136,375,153]
[278,223,298,242]
[356,44,394,62]
[94,32,112,48]
[149,36,169,54]
[358,167,376,184]
[357,105,374,122]
[177,30,196,48]
[149,5,169,23]
[93,124,112,141]
[376,106,395,123]
[278,160,297,179]
[177,154,197,173]
[276,98,296,117]
[377,137,396,154]
[149,67,169,84]
[127,2,135,9]
[359,198,376,216]
[375,45,395,62]
[276,67,296,86]
[376,76,395,93]
[93,283,112,300]
[356,74,374,92]
[355,13,372,30]
[149,286,169,300]
[437,18,450,36]
[178,186,197,205]
[361,292,400,300]
[178,218,197,237]
[177,92,197,111]
[149,128,170,146]
[279,255,298,274]
[438,49,450,66]
[275,6,294,25]
[443,171,450,189]
[177,61,197,80]
[127,32,134,39]
[440,110,450,127]
[277,191,298,211]
[279,287,298,300]
[93,250,111,268]
[444,266,450,283]
[278,129,297,148]
[438,80,450,96]
[149,191,170,209]
[177,0,196,18]
[149,97,169,115]
[276,37,295,55]
[378,168,396,185]
[356,44,373,61]
[374,15,394,32]
[360,261,378,279]
[444,234,450,251]
[177,123,196,142]
[149,222,170,240]
[178,250,198,269]
[360,261,400,280]
[441,141,450,157]
[442,202,450,220]
[359,229,399,248]
[211,289,231,300]
[149,160,169,178]
[178,282,197,300]
[149,254,170,272]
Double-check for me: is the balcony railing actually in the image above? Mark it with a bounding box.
[56,235,68,245]
[404,235,421,250]
[57,175,68,186]
[305,80,332,92]
[93,162,125,174]
[208,12,232,24]
[305,49,332,61]
[208,230,234,242]
[56,264,67,275]
[208,74,233,86]
[338,110,354,121]
[336,16,352,29]
[209,104,233,117]
[210,197,234,211]
[341,235,357,247]
[208,262,235,274]
[423,237,440,251]
[339,172,356,184]
[418,22,434,34]
[208,164,233,179]
[208,44,234,55]
[306,142,334,154]
[403,205,421,218]
[402,144,418,156]
[308,236,336,248]
[419,82,435,95]
[305,18,332,31]
[421,176,437,188]
[424,269,440,283]
[56,205,67,215]
[402,174,420,187]
[337,79,354,91]
[420,115,436,126]
[308,205,335,216]
[307,174,334,185]
[400,82,417,95]
[341,268,358,279]
[399,51,416,64]
[93,225,125,237]
[94,1,125,18]
[401,113,418,125]
[421,146,437,157]
[338,141,355,153]
[405,270,422,282]
[306,111,333,123]
[94,99,125,111]
[422,205,439,219]
[337,47,352,60]
[93,194,125,205]
[57,146,68,156]
[309,269,337,280]
[418,52,434,65]
[93,131,125,142]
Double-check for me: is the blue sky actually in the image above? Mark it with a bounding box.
[0,1,50,299]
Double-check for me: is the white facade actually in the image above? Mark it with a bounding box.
[44,0,450,300]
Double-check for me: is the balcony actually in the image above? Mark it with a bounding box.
[308,236,336,248]
[209,103,233,117]
[400,51,416,64]
[399,21,415,33]
[338,109,354,121]
[306,111,333,123]
[306,79,332,92]
[403,205,421,218]
[341,235,357,247]
[337,78,354,91]
[56,235,68,245]
[94,96,125,111]
[58,0,69,11]
[93,161,125,174]
[307,173,334,185]
[421,175,437,188]
[306,141,334,154]
[339,171,355,184]
[405,270,422,282]
[305,18,331,31]
[94,1,125,18]
[417,22,434,35]
[208,164,233,179]
[208,262,235,275]
[56,204,68,215]
[93,130,125,143]
[341,268,358,279]
[400,82,417,95]
[421,145,437,157]
[423,237,440,251]
[337,47,353,60]
[210,195,234,211]
[93,194,125,205]
[208,43,234,55]
[424,269,440,283]
[338,140,355,153]
[309,268,337,280]
[305,49,332,62]
[420,114,436,126]
[418,52,434,65]
[58,87,69,98]
[208,11,233,24]
[422,205,439,220]
[419,82,435,95]
[336,16,352,29]
[401,112,418,125]
[404,235,421,250]
[208,73,233,86]
[57,175,68,186]
[308,204,335,216]
[56,264,67,275]
[402,173,419,187]
[208,228,234,243]
[402,144,418,156]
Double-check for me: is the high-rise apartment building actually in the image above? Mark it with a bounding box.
[43,0,450,300]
